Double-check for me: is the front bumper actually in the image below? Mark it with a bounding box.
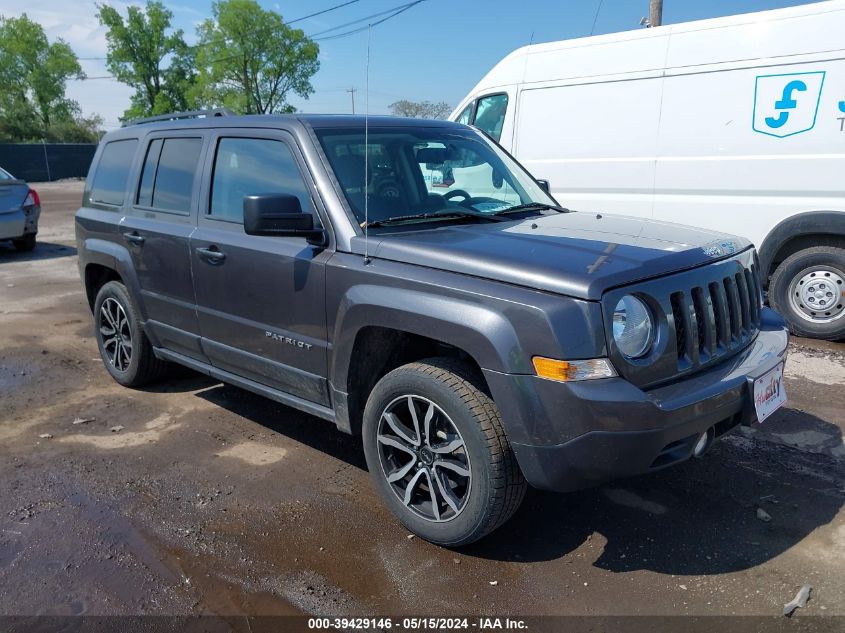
[483,309,789,492]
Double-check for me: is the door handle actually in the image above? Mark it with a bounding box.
[196,246,227,264]
[122,231,145,246]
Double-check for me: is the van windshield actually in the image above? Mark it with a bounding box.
[316,126,555,227]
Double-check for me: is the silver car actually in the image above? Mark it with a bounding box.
[0,167,40,252]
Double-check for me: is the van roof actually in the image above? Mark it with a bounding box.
[462,0,845,97]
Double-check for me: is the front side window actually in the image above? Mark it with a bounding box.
[472,94,508,141]
[91,139,138,206]
[316,126,554,227]
[210,138,313,223]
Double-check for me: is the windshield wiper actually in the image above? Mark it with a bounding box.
[362,209,507,229]
[492,202,570,216]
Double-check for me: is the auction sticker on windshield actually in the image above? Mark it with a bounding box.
[753,362,787,423]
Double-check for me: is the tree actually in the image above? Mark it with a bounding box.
[194,0,319,114]
[97,1,196,120]
[389,100,452,119]
[0,14,85,139]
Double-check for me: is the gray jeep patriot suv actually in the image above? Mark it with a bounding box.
[76,110,789,546]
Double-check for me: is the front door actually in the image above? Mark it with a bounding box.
[190,130,331,405]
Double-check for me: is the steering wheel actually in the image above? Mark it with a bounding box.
[443,189,472,202]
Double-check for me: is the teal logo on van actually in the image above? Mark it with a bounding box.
[753,72,825,138]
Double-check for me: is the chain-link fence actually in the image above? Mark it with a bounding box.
[0,143,97,182]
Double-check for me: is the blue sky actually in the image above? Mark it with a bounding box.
[6,0,823,127]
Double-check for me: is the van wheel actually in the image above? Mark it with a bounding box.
[362,358,526,546]
[13,233,36,252]
[93,281,169,387]
[769,246,845,341]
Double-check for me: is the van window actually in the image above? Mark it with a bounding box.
[209,138,313,223]
[472,94,508,141]
[455,103,473,125]
[90,139,138,206]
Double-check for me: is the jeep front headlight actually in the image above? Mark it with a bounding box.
[612,295,654,359]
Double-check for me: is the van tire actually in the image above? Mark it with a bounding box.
[93,281,169,387]
[362,358,526,546]
[769,246,845,341]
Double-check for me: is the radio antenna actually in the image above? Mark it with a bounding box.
[363,23,372,265]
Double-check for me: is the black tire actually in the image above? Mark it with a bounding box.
[12,233,36,252]
[769,246,845,341]
[93,280,169,387]
[362,358,526,546]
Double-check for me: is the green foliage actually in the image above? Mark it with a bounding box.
[97,0,197,121]
[389,100,452,120]
[0,14,97,142]
[194,0,320,114]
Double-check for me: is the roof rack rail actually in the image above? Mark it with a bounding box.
[121,108,234,127]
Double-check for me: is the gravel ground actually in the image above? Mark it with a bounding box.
[0,181,843,623]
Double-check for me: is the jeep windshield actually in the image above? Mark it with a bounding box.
[315,125,559,228]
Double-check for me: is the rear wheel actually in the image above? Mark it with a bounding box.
[362,358,526,546]
[769,246,845,341]
[12,233,35,252]
[93,281,169,387]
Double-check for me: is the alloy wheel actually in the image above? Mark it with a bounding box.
[376,395,472,523]
[99,297,132,372]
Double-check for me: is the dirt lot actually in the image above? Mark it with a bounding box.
[1,181,843,622]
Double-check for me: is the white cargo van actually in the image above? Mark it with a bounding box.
[451,1,845,340]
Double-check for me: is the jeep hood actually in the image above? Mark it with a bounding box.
[353,212,751,300]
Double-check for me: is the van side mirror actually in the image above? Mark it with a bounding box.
[243,193,326,245]
[536,179,551,195]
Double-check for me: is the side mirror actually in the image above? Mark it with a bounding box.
[536,179,551,195]
[243,193,326,245]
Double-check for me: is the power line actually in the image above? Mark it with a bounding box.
[590,0,604,36]
[307,1,417,38]
[288,0,363,25]
[313,0,426,41]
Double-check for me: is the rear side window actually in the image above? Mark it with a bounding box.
[136,137,203,214]
[91,139,138,206]
[472,94,508,141]
[209,138,313,223]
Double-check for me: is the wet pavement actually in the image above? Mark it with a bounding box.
[1,182,843,620]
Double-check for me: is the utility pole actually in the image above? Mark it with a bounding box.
[346,87,357,114]
[649,0,663,27]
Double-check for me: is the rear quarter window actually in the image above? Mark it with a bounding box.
[90,139,139,207]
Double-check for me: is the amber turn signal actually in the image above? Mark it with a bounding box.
[532,356,617,382]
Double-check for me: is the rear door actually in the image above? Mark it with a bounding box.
[120,131,207,361]
[190,129,331,405]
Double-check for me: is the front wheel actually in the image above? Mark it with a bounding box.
[769,246,845,341]
[362,358,526,546]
